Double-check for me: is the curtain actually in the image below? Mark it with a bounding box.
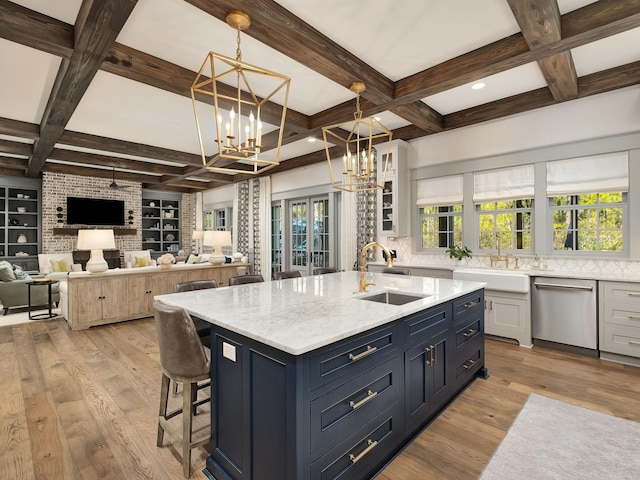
[546,152,629,195]
[416,175,463,206]
[473,164,535,202]
[258,176,272,279]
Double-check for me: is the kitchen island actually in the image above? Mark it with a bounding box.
[156,271,486,480]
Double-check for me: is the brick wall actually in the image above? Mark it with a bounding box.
[42,172,196,262]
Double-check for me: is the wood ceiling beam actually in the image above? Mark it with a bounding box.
[0,139,32,156]
[0,117,39,140]
[25,0,138,177]
[507,0,578,102]
[0,155,28,170]
[48,149,186,175]
[444,61,640,130]
[394,0,640,104]
[0,0,73,58]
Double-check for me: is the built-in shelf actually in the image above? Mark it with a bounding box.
[53,228,137,236]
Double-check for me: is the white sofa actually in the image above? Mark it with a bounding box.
[123,250,157,268]
[38,253,82,280]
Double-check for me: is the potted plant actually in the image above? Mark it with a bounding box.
[446,244,472,261]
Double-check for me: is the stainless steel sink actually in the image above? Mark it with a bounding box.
[360,291,429,305]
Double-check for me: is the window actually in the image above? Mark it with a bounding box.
[416,175,463,250]
[477,199,533,251]
[420,205,462,248]
[550,193,624,252]
[546,152,628,254]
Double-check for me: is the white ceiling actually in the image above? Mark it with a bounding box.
[2,0,639,177]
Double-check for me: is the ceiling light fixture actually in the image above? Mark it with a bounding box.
[472,82,486,90]
[191,10,291,175]
[322,82,392,192]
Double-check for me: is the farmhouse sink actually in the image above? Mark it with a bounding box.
[359,291,430,305]
[453,267,530,293]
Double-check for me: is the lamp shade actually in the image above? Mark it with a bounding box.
[203,230,232,248]
[192,230,205,240]
[77,229,116,250]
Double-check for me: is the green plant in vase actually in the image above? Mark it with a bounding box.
[446,244,472,261]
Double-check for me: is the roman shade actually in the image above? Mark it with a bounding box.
[473,164,534,202]
[416,175,463,206]
[546,152,628,195]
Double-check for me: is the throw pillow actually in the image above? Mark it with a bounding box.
[186,254,203,264]
[134,256,149,268]
[0,260,16,282]
[12,264,32,281]
[49,259,70,272]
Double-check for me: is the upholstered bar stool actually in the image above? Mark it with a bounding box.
[273,270,302,280]
[228,274,264,286]
[313,267,337,275]
[154,301,211,478]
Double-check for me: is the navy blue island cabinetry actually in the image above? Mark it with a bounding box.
[201,288,485,480]
[156,272,486,480]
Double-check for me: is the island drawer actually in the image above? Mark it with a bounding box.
[452,290,484,324]
[310,357,401,454]
[307,324,399,391]
[310,411,400,480]
[601,281,640,309]
[453,316,483,349]
[403,303,451,347]
[453,343,483,391]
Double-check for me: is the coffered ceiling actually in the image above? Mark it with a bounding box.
[0,0,639,192]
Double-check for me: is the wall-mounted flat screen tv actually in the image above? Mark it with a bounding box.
[66,197,125,226]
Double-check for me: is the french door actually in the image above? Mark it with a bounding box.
[289,196,331,275]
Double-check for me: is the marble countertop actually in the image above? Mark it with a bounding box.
[155,271,485,356]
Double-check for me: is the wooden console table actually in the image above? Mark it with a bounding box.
[66,263,247,330]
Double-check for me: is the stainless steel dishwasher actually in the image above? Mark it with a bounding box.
[531,276,597,350]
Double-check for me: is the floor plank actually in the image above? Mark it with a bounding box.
[1,318,639,479]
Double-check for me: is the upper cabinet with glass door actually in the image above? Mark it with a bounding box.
[377,140,409,237]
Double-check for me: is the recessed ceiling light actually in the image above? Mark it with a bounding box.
[472,82,486,90]
[307,137,316,142]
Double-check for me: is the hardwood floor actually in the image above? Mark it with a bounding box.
[2,318,639,480]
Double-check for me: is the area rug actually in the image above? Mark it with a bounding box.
[479,393,640,479]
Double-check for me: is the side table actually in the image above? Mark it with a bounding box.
[27,279,59,320]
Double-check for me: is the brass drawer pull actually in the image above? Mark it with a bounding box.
[349,439,378,464]
[462,359,476,370]
[349,345,377,362]
[628,315,640,320]
[463,301,477,309]
[349,390,378,410]
[627,292,640,297]
[463,329,477,338]
[629,340,640,346]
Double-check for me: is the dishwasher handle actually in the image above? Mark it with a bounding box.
[533,281,593,292]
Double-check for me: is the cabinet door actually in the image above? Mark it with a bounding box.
[127,275,154,318]
[404,324,450,433]
[72,279,104,325]
[484,292,531,346]
[101,277,129,322]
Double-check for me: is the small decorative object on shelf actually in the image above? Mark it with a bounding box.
[157,253,176,268]
[17,234,27,243]
[128,210,134,225]
[446,244,472,261]
[56,206,64,225]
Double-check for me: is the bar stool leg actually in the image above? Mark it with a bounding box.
[182,381,194,478]
[157,373,170,446]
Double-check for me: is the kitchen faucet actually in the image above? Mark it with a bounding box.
[490,239,511,268]
[357,241,393,293]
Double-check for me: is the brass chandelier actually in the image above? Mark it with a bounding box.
[322,82,392,192]
[191,10,291,175]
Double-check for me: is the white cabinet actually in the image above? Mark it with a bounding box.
[377,140,409,237]
[484,289,532,347]
[599,281,640,362]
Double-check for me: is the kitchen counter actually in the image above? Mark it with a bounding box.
[156,270,485,355]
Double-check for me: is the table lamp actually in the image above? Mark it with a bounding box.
[203,230,231,265]
[192,230,204,254]
[77,229,115,273]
